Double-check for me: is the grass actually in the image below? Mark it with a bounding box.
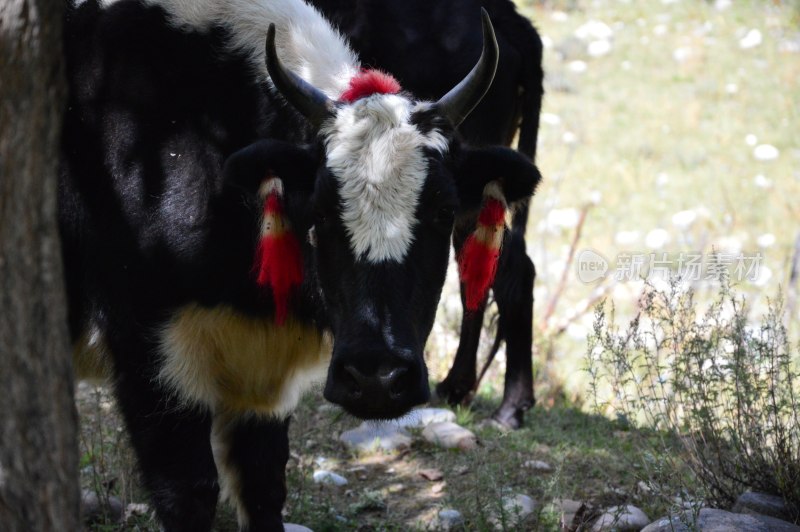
[282,392,662,530]
[77,383,686,530]
[75,0,800,530]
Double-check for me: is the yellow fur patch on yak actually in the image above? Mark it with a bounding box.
[159,304,330,416]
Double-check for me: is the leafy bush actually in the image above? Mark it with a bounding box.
[587,278,800,521]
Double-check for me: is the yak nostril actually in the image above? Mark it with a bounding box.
[383,368,410,398]
[342,365,364,399]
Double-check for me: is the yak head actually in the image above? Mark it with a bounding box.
[224,10,540,420]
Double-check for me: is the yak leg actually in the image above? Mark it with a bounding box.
[111,336,219,531]
[435,302,484,406]
[491,230,536,429]
[212,413,290,532]
[435,223,485,406]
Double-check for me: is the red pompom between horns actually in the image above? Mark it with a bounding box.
[339,69,401,103]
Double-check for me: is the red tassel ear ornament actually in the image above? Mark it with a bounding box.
[457,181,508,312]
[253,177,304,325]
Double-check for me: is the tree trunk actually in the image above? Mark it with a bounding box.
[0,1,79,530]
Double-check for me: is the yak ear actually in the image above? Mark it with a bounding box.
[453,146,541,311]
[223,140,317,326]
[453,145,542,213]
[222,139,319,197]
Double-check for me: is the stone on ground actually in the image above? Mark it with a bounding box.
[490,494,537,529]
[123,503,151,523]
[592,505,650,531]
[437,508,464,530]
[81,489,124,524]
[339,421,412,453]
[419,468,444,481]
[284,524,313,532]
[422,421,477,450]
[642,508,800,532]
[312,470,348,487]
[524,460,553,473]
[733,491,794,521]
[553,499,586,530]
[392,407,456,428]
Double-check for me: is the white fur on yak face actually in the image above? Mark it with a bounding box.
[321,95,448,263]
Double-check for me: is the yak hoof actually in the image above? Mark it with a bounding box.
[491,406,526,430]
[433,380,474,407]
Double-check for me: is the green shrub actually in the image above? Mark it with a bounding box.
[587,278,800,521]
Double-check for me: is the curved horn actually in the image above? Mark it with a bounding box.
[435,9,499,127]
[265,24,334,129]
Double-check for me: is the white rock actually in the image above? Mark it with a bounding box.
[642,508,800,532]
[754,144,779,161]
[556,499,586,530]
[714,0,731,11]
[588,40,612,57]
[566,323,589,341]
[752,265,772,287]
[656,172,670,186]
[546,208,580,230]
[740,29,763,49]
[551,11,568,22]
[733,491,795,521]
[673,46,692,63]
[123,503,151,523]
[541,112,562,126]
[392,407,456,428]
[745,134,758,146]
[757,233,775,248]
[568,60,588,73]
[592,505,650,531]
[671,209,697,229]
[575,20,613,41]
[312,470,348,487]
[316,402,337,414]
[81,490,124,523]
[437,509,464,530]
[645,228,671,249]
[284,524,313,532]
[725,82,738,94]
[562,131,578,144]
[754,174,773,188]
[653,24,668,36]
[422,422,477,450]
[714,236,742,254]
[339,422,412,453]
[491,494,537,528]
[615,230,640,245]
[523,460,553,473]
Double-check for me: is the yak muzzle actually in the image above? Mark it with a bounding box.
[323,347,429,419]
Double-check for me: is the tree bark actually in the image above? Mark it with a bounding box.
[0,1,79,530]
